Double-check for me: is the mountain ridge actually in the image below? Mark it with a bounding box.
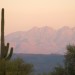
[5,26,75,54]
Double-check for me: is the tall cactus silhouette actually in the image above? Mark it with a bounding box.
[1,8,13,60]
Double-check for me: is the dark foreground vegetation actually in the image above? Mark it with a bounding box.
[0,8,75,75]
[0,58,33,75]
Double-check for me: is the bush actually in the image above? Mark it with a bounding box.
[0,58,33,75]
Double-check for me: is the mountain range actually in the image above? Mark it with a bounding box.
[5,26,75,54]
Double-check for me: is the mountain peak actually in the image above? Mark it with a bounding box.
[61,26,70,30]
[41,26,54,30]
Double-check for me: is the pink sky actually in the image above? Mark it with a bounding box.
[0,0,75,35]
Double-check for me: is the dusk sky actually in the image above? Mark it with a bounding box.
[0,0,75,35]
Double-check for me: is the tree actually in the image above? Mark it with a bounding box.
[65,45,75,75]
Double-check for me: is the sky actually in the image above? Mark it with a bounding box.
[0,0,75,35]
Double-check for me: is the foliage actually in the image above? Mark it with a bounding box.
[50,65,66,75]
[0,58,33,75]
[65,45,75,75]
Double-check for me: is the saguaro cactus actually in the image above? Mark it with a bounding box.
[1,8,13,60]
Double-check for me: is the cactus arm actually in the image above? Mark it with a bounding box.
[6,47,13,60]
[6,43,9,52]
[3,43,9,58]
